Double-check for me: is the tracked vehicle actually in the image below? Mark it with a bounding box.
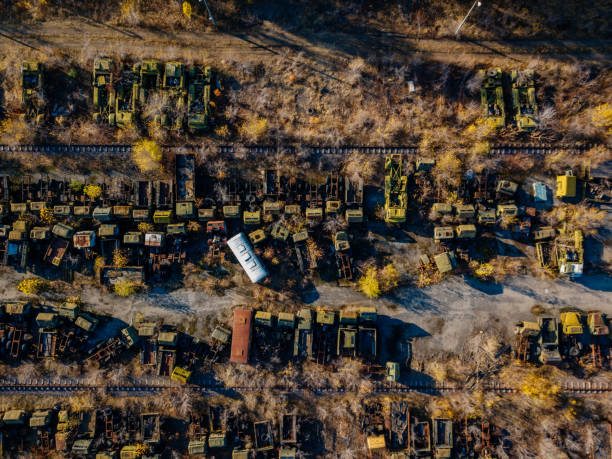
[160,61,186,129]
[479,68,505,129]
[134,59,162,107]
[511,69,538,131]
[109,65,137,128]
[21,61,46,124]
[92,57,113,122]
[187,65,213,132]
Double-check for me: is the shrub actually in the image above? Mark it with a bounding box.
[359,267,381,299]
[469,261,495,281]
[39,207,56,225]
[83,184,102,199]
[591,103,612,136]
[520,372,560,403]
[132,139,163,172]
[93,256,105,277]
[379,264,400,293]
[114,280,139,297]
[17,277,49,295]
[137,222,154,233]
[215,125,230,139]
[238,116,267,142]
[112,249,129,268]
[66,296,82,306]
[68,180,83,193]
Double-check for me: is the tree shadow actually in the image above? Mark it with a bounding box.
[495,238,528,258]
[74,14,143,39]
[462,274,504,295]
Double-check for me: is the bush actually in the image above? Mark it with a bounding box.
[520,372,561,403]
[39,207,56,225]
[17,277,49,295]
[591,103,612,136]
[238,116,267,142]
[359,264,400,298]
[379,264,400,293]
[133,139,163,172]
[83,184,102,199]
[359,267,381,299]
[113,249,129,268]
[469,261,495,281]
[114,280,139,297]
[68,180,83,193]
[137,222,154,233]
[93,256,105,277]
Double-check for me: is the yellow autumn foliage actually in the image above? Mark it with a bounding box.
[17,277,49,295]
[137,222,154,233]
[114,280,139,297]
[470,261,495,281]
[520,372,560,403]
[133,139,163,172]
[83,184,102,199]
[93,256,105,277]
[592,103,612,136]
[359,264,401,298]
[239,116,267,142]
[112,249,129,268]
[39,207,56,225]
[215,125,230,139]
[379,264,400,293]
[359,267,381,299]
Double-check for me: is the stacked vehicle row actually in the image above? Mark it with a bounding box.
[93,57,216,131]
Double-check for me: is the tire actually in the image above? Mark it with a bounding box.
[569,346,579,357]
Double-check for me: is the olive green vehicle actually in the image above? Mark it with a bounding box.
[92,57,113,122]
[511,70,538,131]
[384,154,408,224]
[21,61,46,124]
[108,65,137,128]
[187,65,213,132]
[134,59,162,105]
[159,61,186,130]
[478,68,505,129]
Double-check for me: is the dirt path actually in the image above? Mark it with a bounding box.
[2,267,609,353]
[0,18,610,72]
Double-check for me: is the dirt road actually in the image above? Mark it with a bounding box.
[1,266,609,354]
[0,18,610,72]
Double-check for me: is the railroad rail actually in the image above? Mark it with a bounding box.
[0,143,600,157]
[0,379,610,396]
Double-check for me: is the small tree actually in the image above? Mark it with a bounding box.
[379,264,400,293]
[83,184,102,200]
[114,280,139,297]
[238,116,267,142]
[17,278,48,295]
[359,267,381,299]
[68,180,84,193]
[591,103,612,136]
[39,207,56,225]
[133,139,163,172]
[137,222,154,233]
[113,249,129,268]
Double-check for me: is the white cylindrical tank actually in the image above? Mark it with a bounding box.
[227,232,268,283]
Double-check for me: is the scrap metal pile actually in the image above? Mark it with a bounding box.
[0,405,312,458]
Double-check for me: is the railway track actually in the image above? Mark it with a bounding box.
[0,380,610,396]
[0,143,600,157]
